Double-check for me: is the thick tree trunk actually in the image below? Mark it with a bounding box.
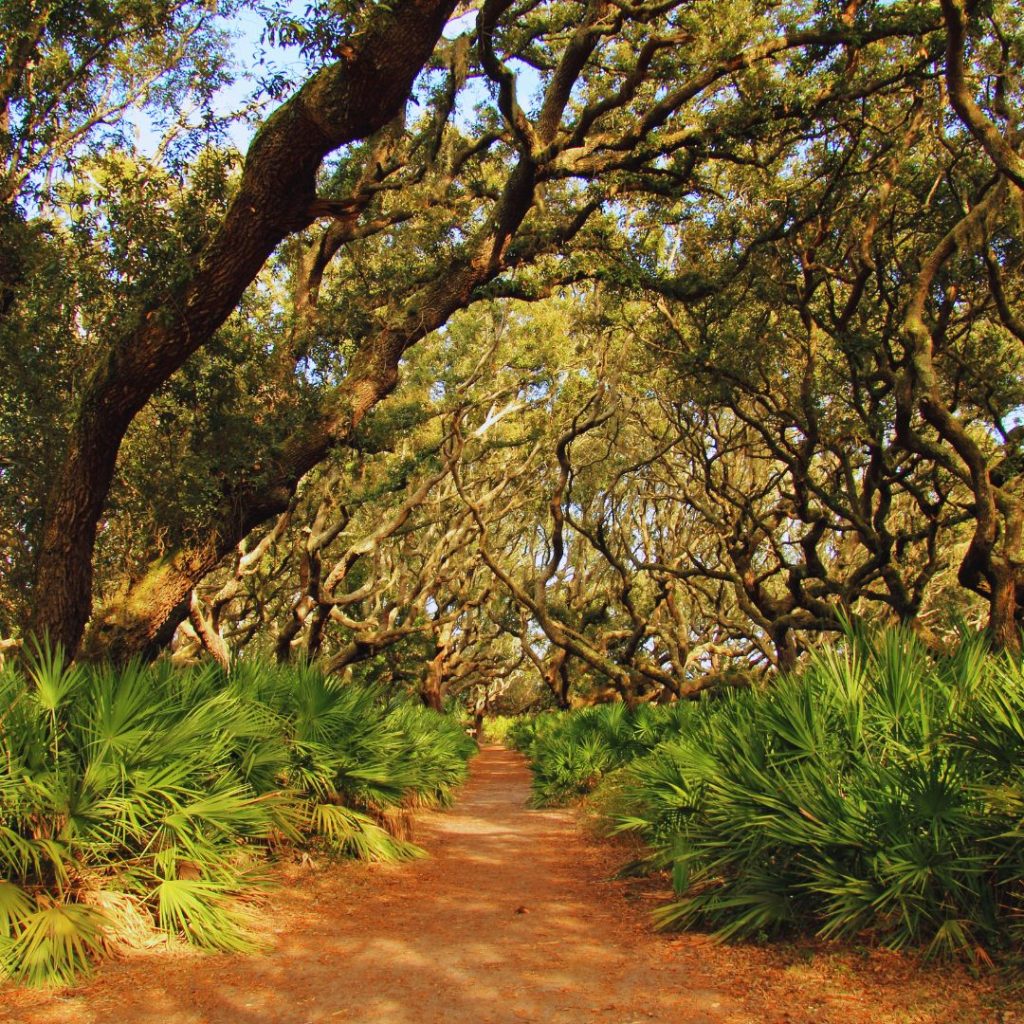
[538,649,572,709]
[988,567,1021,655]
[26,0,458,658]
[421,664,445,712]
[773,626,798,673]
[957,537,1022,655]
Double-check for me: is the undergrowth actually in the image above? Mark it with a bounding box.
[507,703,692,805]
[517,626,1024,962]
[0,647,475,986]
[479,715,519,745]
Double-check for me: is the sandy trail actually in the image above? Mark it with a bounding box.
[3,745,1012,1024]
[4,745,730,1024]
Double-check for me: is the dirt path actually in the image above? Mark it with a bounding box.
[3,746,1016,1024]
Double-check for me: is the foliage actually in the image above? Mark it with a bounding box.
[0,646,474,986]
[521,627,1024,960]
[479,715,523,746]
[513,704,693,806]
[1,0,1023,970]
[7,0,1016,673]
[503,713,551,754]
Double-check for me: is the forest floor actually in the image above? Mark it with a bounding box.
[3,745,1021,1024]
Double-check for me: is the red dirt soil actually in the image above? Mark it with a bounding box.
[2,746,1019,1024]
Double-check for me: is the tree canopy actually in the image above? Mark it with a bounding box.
[1,0,1023,707]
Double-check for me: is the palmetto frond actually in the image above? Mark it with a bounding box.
[523,625,1024,960]
[0,647,474,985]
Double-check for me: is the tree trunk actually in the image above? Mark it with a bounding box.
[188,591,232,671]
[773,626,798,673]
[988,566,1021,655]
[26,0,458,658]
[421,649,446,711]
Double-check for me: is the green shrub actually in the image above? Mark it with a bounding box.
[0,647,474,986]
[521,627,1024,960]
[504,713,550,753]
[523,703,691,805]
[479,715,518,745]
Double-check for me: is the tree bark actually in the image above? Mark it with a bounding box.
[988,567,1020,655]
[421,653,445,712]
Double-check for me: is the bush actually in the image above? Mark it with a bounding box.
[520,703,691,805]
[504,713,550,753]
[521,627,1024,960]
[0,647,475,986]
[479,715,517,745]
